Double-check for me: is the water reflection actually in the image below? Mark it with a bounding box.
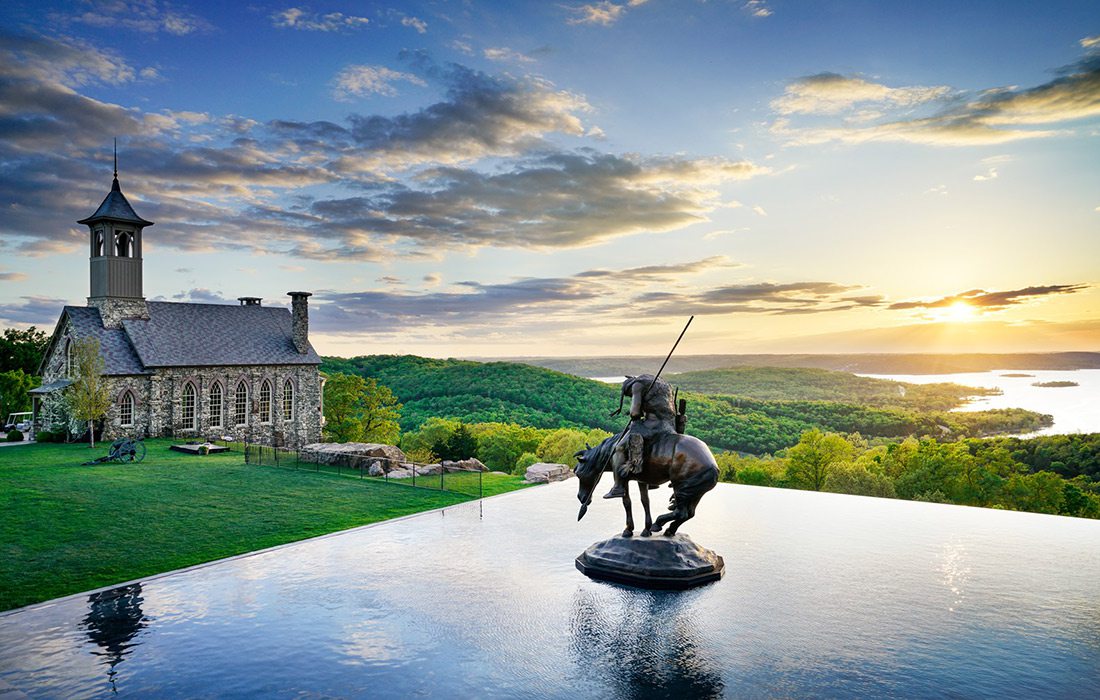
[570,588,724,699]
[81,584,149,693]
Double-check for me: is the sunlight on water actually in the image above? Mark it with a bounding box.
[1,483,1098,698]
[861,369,1100,435]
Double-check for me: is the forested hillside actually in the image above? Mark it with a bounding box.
[669,366,994,410]
[320,355,1052,454]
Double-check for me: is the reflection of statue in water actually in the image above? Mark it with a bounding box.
[568,588,725,699]
[82,583,149,694]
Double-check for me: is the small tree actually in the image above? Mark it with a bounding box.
[433,424,478,462]
[65,338,111,448]
[785,429,855,492]
[322,372,402,444]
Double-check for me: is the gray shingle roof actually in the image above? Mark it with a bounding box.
[122,302,321,368]
[64,306,148,375]
[76,178,154,227]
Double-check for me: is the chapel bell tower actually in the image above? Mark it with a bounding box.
[78,146,154,327]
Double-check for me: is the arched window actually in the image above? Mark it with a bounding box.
[120,391,135,427]
[93,231,104,257]
[115,231,131,257]
[64,340,73,376]
[282,379,294,421]
[259,380,272,424]
[234,381,248,426]
[209,382,223,428]
[181,382,197,430]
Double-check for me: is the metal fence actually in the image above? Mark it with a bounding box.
[212,440,484,499]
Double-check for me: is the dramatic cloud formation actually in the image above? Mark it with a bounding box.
[774,50,1100,146]
[0,272,29,282]
[331,65,426,99]
[271,7,370,31]
[56,0,209,36]
[889,285,1089,312]
[0,32,768,265]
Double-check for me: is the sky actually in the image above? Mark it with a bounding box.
[0,0,1098,358]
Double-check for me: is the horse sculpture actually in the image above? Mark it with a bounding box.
[574,375,718,538]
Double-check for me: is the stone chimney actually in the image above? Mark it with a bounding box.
[287,291,311,354]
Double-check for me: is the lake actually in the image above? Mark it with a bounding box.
[1,482,1098,698]
[860,369,1100,436]
[596,369,1100,436]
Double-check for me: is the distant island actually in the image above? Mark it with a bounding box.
[1001,373,1035,378]
[480,352,1100,377]
[1032,381,1079,388]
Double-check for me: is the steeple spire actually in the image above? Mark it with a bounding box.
[112,138,119,192]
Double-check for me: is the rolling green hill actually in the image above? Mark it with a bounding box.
[321,355,1052,455]
[669,366,995,411]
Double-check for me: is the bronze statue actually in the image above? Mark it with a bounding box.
[574,373,718,538]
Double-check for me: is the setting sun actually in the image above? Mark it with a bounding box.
[933,300,978,323]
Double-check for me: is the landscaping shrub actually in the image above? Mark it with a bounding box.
[514,451,540,474]
[6,429,24,442]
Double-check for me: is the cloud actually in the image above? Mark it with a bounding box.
[0,296,70,325]
[774,50,1100,146]
[752,205,767,216]
[331,65,426,100]
[771,73,951,115]
[311,254,734,332]
[272,7,370,31]
[888,284,1088,312]
[973,167,998,181]
[0,271,29,282]
[743,1,772,18]
[56,0,210,35]
[401,16,428,34]
[302,151,766,254]
[0,33,768,265]
[575,256,740,281]
[483,47,535,64]
[631,281,876,317]
[566,0,648,27]
[1082,35,1100,50]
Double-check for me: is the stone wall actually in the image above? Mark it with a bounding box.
[141,364,323,447]
[86,297,149,329]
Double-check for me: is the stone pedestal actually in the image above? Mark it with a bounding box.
[576,533,724,590]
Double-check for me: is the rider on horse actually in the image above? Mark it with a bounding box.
[603,374,679,499]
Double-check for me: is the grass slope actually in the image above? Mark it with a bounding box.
[0,440,528,611]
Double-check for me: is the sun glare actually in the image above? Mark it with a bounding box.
[934,300,978,323]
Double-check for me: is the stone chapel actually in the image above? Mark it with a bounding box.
[32,164,323,447]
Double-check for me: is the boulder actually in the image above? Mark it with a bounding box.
[367,461,385,477]
[300,442,407,472]
[386,468,414,479]
[416,464,443,476]
[442,458,489,473]
[524,462,573,484]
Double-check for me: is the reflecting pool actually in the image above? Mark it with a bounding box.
[2,482,1099,698]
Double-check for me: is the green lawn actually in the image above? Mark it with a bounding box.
[0,439,533,611]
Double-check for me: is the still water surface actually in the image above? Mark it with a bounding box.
[861,369,1100,436]
[1,482,1098,698]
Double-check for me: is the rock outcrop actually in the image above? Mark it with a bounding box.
[301,443,408,472]
[524,462,573,483]
[442,458,489,473]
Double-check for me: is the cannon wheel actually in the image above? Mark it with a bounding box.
[121,441,146,463]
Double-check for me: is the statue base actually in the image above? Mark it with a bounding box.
[575,533,724,590]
